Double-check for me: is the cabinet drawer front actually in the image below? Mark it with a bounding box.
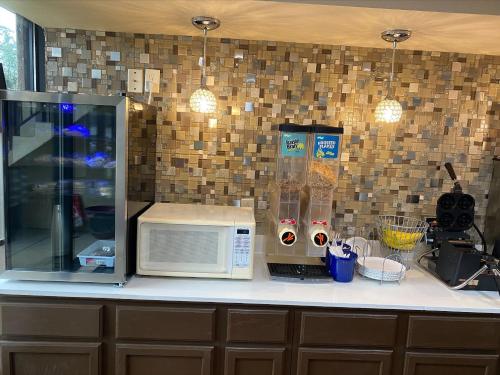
[1,341,101,375]
[227,309,288,344]
[407,315,500,350]
[116,305,215,341]
[403,352,498,375]
[0,303,102,339]
[298,311,398,347]
[297,348,392,375]
[115,344,213,375]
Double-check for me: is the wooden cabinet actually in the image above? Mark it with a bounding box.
[405,316,499,375]
[116,344,213,375]
[224,347,285,375]
[0,296,498,375]
[0,302,103,375]
[296,348,393,375]
[0,341,100,375]
[403,352,498,375]
[224,309,288,375]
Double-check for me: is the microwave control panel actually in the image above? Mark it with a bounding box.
[233,227,252,267]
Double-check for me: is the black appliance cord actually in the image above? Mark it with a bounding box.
[473,223,488,255]
[472,223,499,296]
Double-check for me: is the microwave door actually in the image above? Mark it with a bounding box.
[139,223,233,276]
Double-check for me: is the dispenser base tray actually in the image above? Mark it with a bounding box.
[267,262,331,282]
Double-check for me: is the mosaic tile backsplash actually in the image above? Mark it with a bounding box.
[44,28,500,234]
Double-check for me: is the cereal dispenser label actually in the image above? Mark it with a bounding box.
[313,135,340,159]
[281,132,307,157]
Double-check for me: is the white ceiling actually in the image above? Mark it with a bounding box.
[2,0,500,55]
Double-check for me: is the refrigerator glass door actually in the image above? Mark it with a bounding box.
[2,99,117,275]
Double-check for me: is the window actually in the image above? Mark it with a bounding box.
[0,6,45,91]
[0,7,17,89]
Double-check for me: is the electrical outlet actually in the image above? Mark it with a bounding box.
[127,69,143,93]
[144,69,160,93]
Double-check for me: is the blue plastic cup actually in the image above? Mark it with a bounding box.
[329,250,358,282]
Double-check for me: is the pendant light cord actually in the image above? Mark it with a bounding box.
[388,40,397,97]
[202,28,207,86]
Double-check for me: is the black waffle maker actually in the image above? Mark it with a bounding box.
[423,163,500,293]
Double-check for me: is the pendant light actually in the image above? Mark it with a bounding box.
[189,16,220,114]
[375,29,411,123]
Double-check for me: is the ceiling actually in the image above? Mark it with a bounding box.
[2,0,500,55]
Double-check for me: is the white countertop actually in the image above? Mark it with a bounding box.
[0,255,498,314]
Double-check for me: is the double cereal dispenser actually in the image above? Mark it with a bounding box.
[266,124,343,264]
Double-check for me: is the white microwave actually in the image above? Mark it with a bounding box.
[136,203,255,279]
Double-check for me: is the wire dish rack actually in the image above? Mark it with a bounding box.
[357,253,407,284]
[345,235,407,284]
[332,231,407,284]
[376,215,429,268]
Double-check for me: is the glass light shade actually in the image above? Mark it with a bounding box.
[190,86,217,113]
[375,98,402,123]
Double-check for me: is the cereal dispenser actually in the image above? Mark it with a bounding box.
[267,124,308,258]
[266,124,343,269]
[302,126,343,256]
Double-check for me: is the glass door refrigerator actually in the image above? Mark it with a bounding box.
[0,91,156,284]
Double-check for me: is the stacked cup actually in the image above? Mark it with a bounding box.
[326,239,358,282]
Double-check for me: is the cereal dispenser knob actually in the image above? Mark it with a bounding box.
[279,226,297,246]
[310,226,329,247]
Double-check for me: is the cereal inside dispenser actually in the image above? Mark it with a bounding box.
[266,124,309,257]
[303,125,343,256]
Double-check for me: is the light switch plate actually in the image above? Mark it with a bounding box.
[144,69,160,93]
[127,69,143,93]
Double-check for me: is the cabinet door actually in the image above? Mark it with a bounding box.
[225,347,285,375]
[116,343,213,375]
[297,348,392,375]
[0,341,100,375]
[403,352,498,375]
